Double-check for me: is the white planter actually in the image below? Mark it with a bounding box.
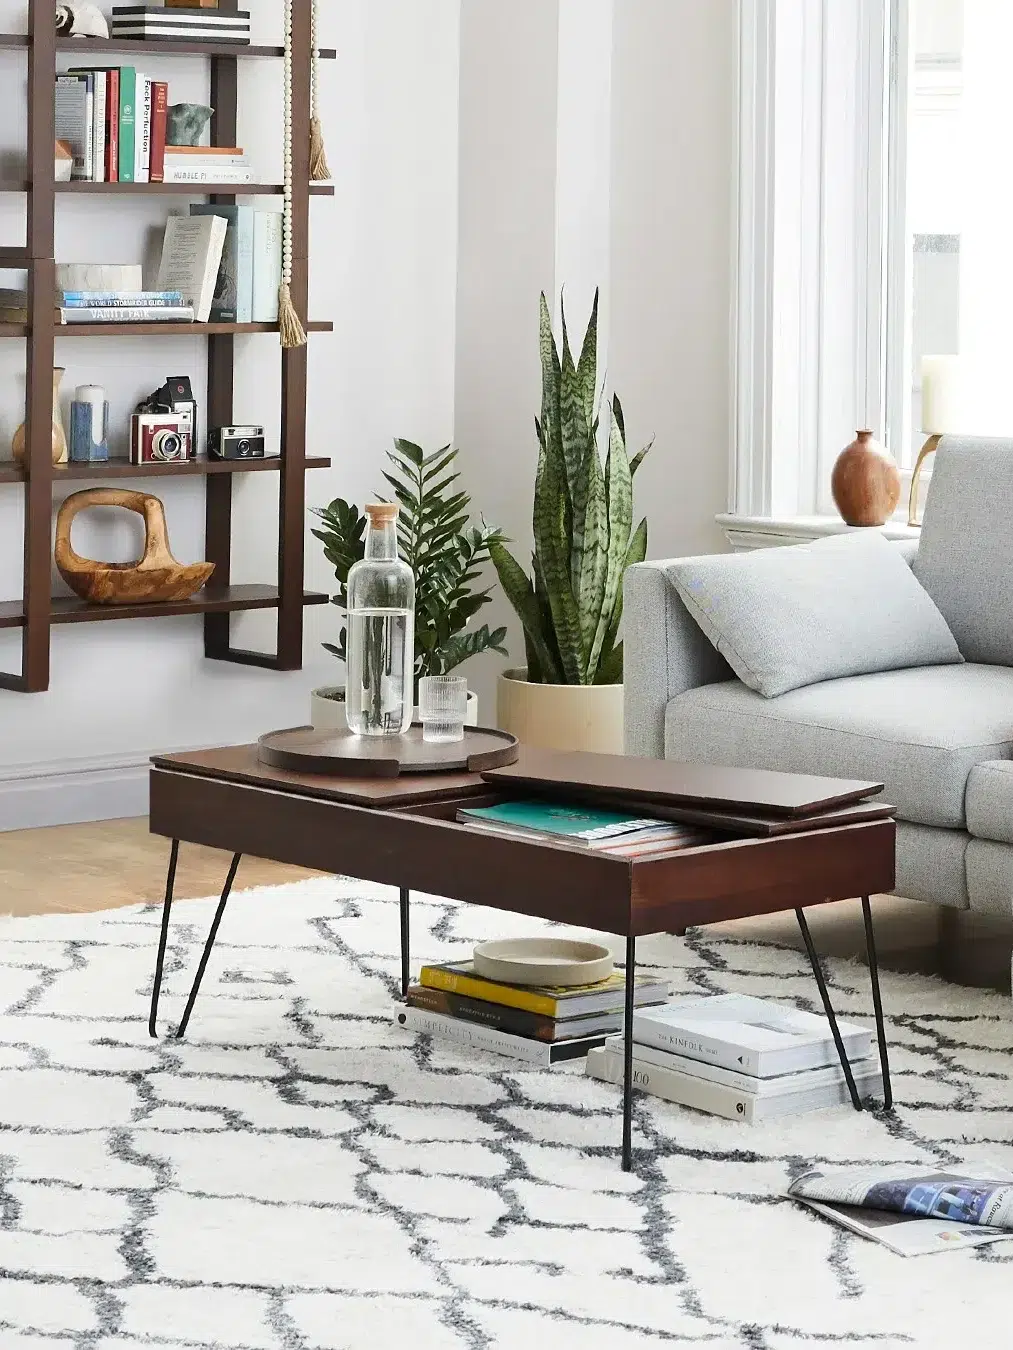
[496,667,624,754]
[310,685,479,731]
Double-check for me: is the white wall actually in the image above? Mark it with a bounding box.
[0,0,462,827]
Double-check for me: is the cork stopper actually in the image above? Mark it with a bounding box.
[364,503,399,523]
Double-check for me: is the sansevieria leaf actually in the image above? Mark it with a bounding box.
[587,397,633,682]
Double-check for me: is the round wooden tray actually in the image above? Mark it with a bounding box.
[257,723,519,777]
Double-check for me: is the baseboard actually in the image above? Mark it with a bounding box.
[0,752,153,831]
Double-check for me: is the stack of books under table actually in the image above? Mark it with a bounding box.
[586,993,882,1121]
[398,961,671,1066]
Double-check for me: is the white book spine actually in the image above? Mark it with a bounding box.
[604,1035,874,1096]
[252,211,282,322]
[90,72,107,183]
[395,1006,554,1065]
[135,76,150,183]
[162,168,254,185]
[60,306,195,324]
[630,1014,871,1078]
[588,1048,883,1122]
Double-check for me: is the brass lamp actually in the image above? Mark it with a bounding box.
[908,356,962,527]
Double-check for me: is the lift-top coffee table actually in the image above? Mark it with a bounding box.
[147,742,897,1170]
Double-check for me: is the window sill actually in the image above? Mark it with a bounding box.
[716,513,921,552]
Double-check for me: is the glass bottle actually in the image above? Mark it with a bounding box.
[344,503,415,736]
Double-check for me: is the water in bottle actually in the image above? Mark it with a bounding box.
[344,504,415,736]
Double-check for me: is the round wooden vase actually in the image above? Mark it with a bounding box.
[12,368,68,466]
[830,429,900,527]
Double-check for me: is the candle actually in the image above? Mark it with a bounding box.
[920,356,964,434]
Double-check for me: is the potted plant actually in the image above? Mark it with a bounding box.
[310,439,508,729]
[489,291,650,753]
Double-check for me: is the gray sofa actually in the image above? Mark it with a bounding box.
[624,438,1013,920]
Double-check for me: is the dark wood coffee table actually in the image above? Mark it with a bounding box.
[147,743,897,1170]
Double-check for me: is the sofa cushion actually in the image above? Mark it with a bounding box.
[666,531,961,699]
[665,664,1013,829]
[913,436,1013,664]
[965,761,1013,844]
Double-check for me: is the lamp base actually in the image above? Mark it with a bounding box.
[907,434,942,528]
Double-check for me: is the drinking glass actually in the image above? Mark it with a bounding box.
[418,675,468,743]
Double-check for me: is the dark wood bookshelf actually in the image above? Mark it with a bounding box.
[0,1,331,693]
[0,585,329,630]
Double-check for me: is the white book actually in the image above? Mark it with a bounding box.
[393,1006,606,1066]
[135,75,151,184]
[252,210,282,322]
[586,1047,883,1122]
[162,167,255,186]
[60,306,195,324]
[604,1035,876,1097]
[88,71,107,183]
[155,215,228,323]
[163,154,250,170]
[631,993,872,1078]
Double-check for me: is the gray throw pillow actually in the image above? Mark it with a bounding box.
[667,532,963,698]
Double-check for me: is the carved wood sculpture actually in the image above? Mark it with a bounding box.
[55,489,215,605]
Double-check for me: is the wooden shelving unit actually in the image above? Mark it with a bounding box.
[0,2,336,693]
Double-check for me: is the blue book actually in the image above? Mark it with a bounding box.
[457,799,679,845]
[189,204,254,323]
[61,290,184,306]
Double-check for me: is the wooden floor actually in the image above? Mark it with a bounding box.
[1,817,1009,992]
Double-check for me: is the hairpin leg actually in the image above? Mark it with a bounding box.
[174,852,242,1039]
[622,931,637,1172]
[796,908,863,1111]
[149,838,179,1038]
[400,887,410,997]
[861,896,893,1110]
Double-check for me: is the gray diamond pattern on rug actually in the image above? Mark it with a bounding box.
[1,875,1012,1349]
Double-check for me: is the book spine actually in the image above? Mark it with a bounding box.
[60,306,195,324]
[83,75,94,181]
[61,293,185,306]
[91,72,106,182]
[161,168,254,184]
[395,1006,553,1064]
[406,985,560,1041]
[587,1047,756,1121]
[105,69,119,182]
[630,1016,763,1076]
[55,76,90,180]
[418,965,560,1017]
[135,76,151,183]
[149,81,168,183]
[252,211,282,322]
[118,68,136,183]
[235,206,255,324]
[163,155,249,169]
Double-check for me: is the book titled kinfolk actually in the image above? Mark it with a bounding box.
[631,994,873,1078]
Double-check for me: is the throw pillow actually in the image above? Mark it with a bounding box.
[667,532,962,698]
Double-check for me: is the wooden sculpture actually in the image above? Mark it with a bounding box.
[55,488,215,605]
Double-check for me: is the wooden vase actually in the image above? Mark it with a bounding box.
[830,429,900,527]
[12,368,68,466]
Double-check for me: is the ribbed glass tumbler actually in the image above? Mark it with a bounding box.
[418,675,468,743]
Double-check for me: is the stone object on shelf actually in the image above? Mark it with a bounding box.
[830,429,901,527]
[55,488,215,605]
[167,104,214,148]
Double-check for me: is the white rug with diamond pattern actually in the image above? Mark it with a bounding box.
[1,875,1012,1350]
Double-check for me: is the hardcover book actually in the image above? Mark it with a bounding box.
[155,214,228,323]
[189,205,255,323]
[135,75,151,183]
[405,984,626,1043]
[631,993,873,1078]
[418,959,669,1019]
[149,81,168,182]
[395,1006,607,1065]
[55,75,91,180]
[117,67,137,183]
[66,69,108,183]
[105,68,120,182]
[457,799,681,844]
[252,211,282,322]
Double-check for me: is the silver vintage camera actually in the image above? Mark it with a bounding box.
[129,412,191,464]
[207,425,266,460]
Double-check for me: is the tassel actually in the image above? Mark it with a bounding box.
[278,281,307,349]
[309,116,331,182]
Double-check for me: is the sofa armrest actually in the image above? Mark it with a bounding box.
[623,559,731,759]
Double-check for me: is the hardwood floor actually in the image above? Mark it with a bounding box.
[1,817,1009,991]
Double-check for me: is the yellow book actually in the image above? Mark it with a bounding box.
[417,960,668,1019]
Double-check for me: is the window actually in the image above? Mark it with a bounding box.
[731,0,1012,533]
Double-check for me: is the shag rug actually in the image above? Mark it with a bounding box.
[1,877,1012,1350]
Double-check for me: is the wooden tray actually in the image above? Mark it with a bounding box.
[257,724,519,778]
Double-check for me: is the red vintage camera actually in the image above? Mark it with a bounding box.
[129,413,191,464]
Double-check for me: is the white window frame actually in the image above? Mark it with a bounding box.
[728,0,907,538]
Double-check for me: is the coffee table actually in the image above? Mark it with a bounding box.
[147,743,897,1171]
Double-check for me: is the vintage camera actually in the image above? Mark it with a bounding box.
[130,412,191,464]
[136,376,197,458]
[207,425,266,460]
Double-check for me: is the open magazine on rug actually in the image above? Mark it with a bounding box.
[788,1164,1013,1256]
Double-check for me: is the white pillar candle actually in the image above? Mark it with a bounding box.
[920,356,963,434]
[75,385,106,447]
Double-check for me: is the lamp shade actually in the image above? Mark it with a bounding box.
[920,356,964,434]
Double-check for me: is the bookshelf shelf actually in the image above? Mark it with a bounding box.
[0,586,329,631]
[0,1,330,693]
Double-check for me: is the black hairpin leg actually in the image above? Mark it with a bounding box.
[400,887,410,997]
[861,895,893,1110]
[795,908,863,1111]
[149,838,179,1038]
[174,852,242,1040]
[622,931,637,1172]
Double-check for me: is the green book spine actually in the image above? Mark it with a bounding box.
[118,68,136,183]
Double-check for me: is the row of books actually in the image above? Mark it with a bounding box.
[0,210,283,326]
[586,993,882,1122]
[110,6,252,45]
[396,959,671,1067]
[455,799,712,857]
[55,69,253,184]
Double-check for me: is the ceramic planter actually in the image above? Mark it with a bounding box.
[311,685,479,731]
[496,667,624,754]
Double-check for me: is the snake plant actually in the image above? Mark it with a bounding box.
[489,291,651,686]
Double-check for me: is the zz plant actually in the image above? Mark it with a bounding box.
[311,440,508,698]
[489,291,651,685]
